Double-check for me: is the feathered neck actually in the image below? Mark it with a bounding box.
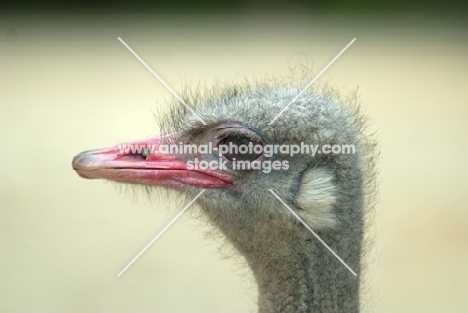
[201,201,363,313]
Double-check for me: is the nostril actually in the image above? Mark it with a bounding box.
[117,153,147,162]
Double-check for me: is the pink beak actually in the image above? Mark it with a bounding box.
[72,134,234,190]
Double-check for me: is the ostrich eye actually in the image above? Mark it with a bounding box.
[218,135,264,162]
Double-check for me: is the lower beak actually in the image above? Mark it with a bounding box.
[72,134,233,189]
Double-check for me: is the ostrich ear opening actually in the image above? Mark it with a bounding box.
[295,168,338,230]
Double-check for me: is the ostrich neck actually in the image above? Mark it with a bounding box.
[250,234,360,313]
[204,208,362,313]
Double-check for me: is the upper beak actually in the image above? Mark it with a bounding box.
[72,134,233,189]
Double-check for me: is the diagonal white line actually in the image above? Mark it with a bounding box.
[268,189,357,276]
[268,38,356,126]
[117,189,206,277]
[118,37,207,125]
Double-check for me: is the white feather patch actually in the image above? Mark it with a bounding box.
[295,168,337,229]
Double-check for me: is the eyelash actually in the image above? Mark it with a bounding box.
[212,128,266,164]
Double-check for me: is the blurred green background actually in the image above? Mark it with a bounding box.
[1,0,467,14]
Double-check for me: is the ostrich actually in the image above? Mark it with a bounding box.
[72,80,376,313]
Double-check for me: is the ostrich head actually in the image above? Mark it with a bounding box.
[72,80,375,313]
